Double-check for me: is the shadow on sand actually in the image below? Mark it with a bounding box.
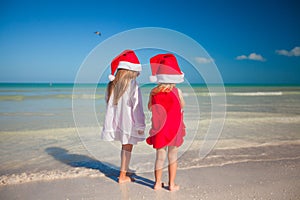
[45,147,154,188]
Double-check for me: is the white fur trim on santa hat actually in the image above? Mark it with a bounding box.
[118,61,142,72]
[156,73,184,83]
[149,75,157,82]
[108,74,115,81]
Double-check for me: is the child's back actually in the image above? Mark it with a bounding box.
[147,86,185,149]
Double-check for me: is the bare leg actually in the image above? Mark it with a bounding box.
[119,144,133,184]
[154,147,167,190]
[168,146,179,191]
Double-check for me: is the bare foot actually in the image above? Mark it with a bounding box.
[118,176,134,184]
[154,182,164,190]
[169,184,180,192]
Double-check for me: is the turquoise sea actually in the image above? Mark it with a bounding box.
[0,83,300,185]
[1,83,300,130]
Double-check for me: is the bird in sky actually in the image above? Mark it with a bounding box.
[94,31,101,36]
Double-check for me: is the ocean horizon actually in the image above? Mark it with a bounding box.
[1,82,300,87]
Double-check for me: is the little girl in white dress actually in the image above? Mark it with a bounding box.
[101,50,145,183]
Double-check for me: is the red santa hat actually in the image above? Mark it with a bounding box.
[149,53,184,83]
[109,50,142,81]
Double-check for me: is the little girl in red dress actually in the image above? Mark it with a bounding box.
[146,53,185,191]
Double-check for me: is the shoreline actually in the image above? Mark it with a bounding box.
[1,139,300,186]
[0,158,299,199]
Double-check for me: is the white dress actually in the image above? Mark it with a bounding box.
[101,80,145,144]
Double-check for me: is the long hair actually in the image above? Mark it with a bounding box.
[106,69,139,105]
[151,83,175,95]
[148,83,186,110]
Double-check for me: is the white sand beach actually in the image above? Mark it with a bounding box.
[0,158,299,200]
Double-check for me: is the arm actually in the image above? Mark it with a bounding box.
[148,91,153,111]
[178,88,185,108]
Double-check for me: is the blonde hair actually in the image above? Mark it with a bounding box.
[151,83,175,95]
[106,69,139,105]
[148,83,185,109]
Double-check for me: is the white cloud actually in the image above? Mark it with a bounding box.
[236,53,266,61]
[276,46,300,57]
[195,57,214,64]
[249,53,265,61]
[236,55,247,60]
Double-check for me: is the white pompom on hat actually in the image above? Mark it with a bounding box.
[149,53,184,83]
[109,50,142,81]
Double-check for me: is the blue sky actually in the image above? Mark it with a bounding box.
[0,0,299,84]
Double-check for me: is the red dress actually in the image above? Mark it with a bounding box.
[146,87,186,149]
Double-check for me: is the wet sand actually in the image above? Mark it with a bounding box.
[1,158,299,200]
